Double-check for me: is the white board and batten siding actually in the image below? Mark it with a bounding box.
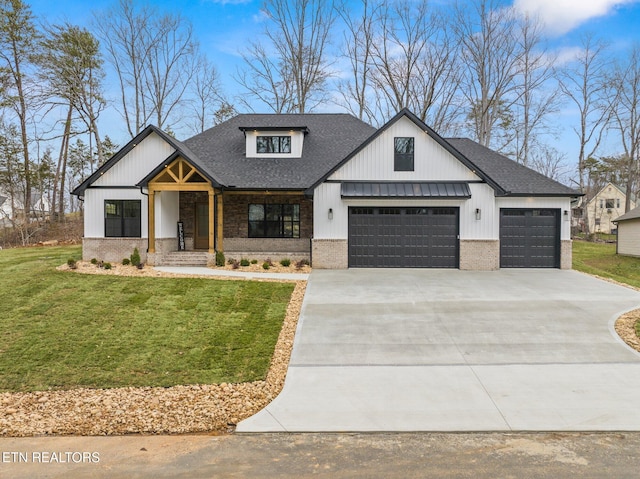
[92,132,175,187]
[617,220,640,256]
[314,115,491,240]
[328,116,480,182]
[84,188,149,238]
[84,131,175,238]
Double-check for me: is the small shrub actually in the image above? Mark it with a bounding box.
[280,258,291,267]
[295,259,310,270]
[137,263,144,270]
[250,259,258,264]
[103,262,112,270]
[67,258,77,269]
[262,261,270,270]
[216,251,225,267]
[231,259,240,269]
[130,247,141,267]
[240,258,250,267]
[90,258,98,265]
[265,257,274,267]
[122,258,131,266]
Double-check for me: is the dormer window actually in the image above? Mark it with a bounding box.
[257,135,291,154]
[240,126,308,158]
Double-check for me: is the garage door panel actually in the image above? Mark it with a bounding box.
[348,207,459,268]
[500,209,560,268]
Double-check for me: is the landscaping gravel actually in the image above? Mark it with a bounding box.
[0,273,306,436]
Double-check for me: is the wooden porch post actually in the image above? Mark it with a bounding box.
[148,189,156,253]
[216,192,224,252]
[208,189,215,253]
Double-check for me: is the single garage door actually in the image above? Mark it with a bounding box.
[348,207,459,268]
[500,209,560,268]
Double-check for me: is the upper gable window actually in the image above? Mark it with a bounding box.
[394,137,414,171]
[257,136,291,154]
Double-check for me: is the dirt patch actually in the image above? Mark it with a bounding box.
[0,268,306,436]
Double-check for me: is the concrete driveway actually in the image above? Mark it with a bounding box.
[238,269,640,432]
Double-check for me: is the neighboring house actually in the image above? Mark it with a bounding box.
[0,191,50,226]
[577,183,636,234]
[613,205,640,257]
[72,109,580,269]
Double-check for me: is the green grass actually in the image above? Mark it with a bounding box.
[0,246,294,392]
[572,240,640,289]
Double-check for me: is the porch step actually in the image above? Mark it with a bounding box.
[161,251,209,266]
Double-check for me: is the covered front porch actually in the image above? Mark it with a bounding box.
[144,157,223,266]
[143,156,313,266]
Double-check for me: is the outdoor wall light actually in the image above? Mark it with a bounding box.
[328,208,333,220]
[475,208,481,220]
[564,210,569,221]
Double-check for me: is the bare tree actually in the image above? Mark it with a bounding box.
[528,145,571,183]
[95,0,198,136]
[609,44,640,212]
[558,33,612,196]
[335,0,379,124]
[510,13,559,166]
[236,0,336,113]
[452,0,523,148]
[189,56,224,134]
[0,0,39,220]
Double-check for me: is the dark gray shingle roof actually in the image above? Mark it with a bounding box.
[446,138,579,196]
[183,113,377,190]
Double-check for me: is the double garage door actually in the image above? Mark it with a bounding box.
[348,207,459,268]
[348,207,560,268]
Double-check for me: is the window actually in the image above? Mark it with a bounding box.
[605,199,615,209]
[617,198,621,208]
[394,137,414,171]
[256,136,291,154]
[248,204,300,238]
[105,200,141,237]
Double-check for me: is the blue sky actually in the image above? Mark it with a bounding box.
[25,0,640,175]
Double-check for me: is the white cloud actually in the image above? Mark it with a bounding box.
[513,0,637,35]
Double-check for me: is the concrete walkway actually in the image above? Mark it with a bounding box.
[154,266,308,281]
[238,269,640,432]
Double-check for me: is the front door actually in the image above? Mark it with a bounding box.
[194,202,209,250]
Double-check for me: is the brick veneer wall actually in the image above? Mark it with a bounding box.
[222,193,313,239]
[83,237,148,264]
[561,239,572,269]
[459,240,500,270]
[312,239,348,269]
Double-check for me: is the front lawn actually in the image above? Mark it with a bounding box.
[572,240,640,289]
[0,246,294,392]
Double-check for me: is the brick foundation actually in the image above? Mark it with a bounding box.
[82,237,149,264]
[561,239,572,269]
[312,239,348,269]
[459,240,500,270]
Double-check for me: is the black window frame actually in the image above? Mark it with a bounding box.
[248,203,300,238]
[394,137,414,171]
[104,200,142,238]
[256,135,292,154]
